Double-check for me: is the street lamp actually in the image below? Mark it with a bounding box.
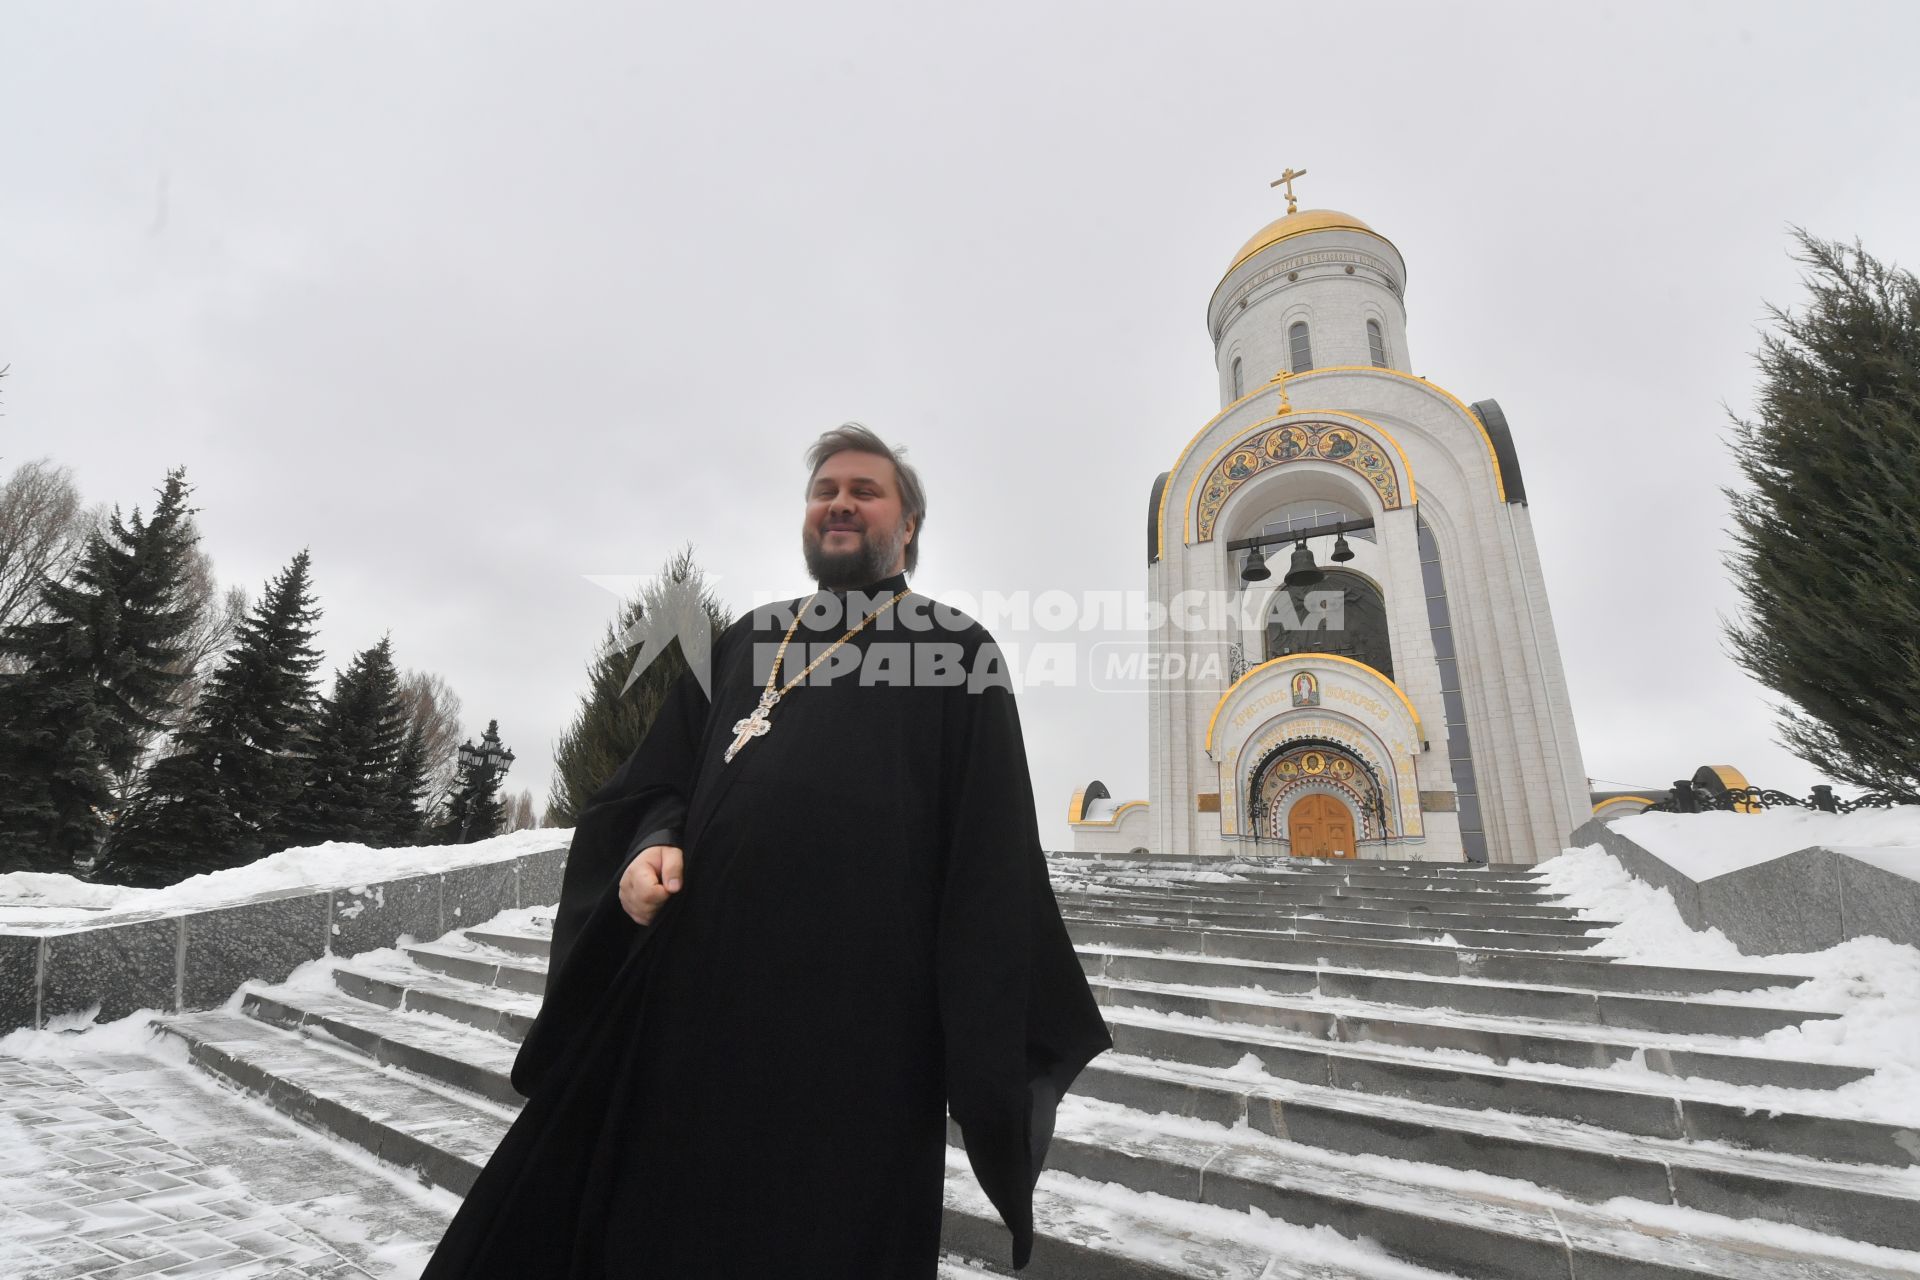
[454,720,516,843]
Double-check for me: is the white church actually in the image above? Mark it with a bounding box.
[1069,190,1588,866]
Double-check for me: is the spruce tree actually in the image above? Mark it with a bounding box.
[274,635,413,849]
[1725,230,1920,802]
[380,718,431,846]
[547,544,730,825]
[0,469,200,872]
[108,550,324,883]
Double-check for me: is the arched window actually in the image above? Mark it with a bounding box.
[1367,319,1388,368]
[1266,568,1393,679]
[1288,322,1313,373]
[1257,499,1374,545]
[1231,356,1243,399]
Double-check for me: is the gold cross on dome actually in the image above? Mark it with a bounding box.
[1270,168,1308,214]
[1268,367,1292,414]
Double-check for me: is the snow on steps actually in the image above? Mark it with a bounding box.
[229,949,1920,1242]
[149,1010,1441,1280]
[146,860,1920,1279]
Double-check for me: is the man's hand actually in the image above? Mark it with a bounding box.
[620,843,684,926]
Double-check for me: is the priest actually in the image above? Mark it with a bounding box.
[420,423,1112,1278]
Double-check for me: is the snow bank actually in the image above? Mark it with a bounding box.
[1536,843,1920,1113]
[0,828,570,928]
[1608,806,1920,881]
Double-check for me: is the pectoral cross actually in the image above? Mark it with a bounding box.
[1270,167,1307,214]
[724,693,779,763]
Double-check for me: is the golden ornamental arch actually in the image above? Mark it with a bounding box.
[1250,740,1391,841]
[1195,419,1403,542]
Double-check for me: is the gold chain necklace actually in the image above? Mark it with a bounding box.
[723,586,910,763]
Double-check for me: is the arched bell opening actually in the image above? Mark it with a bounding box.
[1264,568,1394,680]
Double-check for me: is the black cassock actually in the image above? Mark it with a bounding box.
[420,570,1112,1279]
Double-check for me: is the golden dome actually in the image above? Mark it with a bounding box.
[1225,209,1388,275]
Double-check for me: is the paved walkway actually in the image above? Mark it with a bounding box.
[0,1049,456,1279]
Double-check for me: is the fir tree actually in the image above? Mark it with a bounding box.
[274,635,413,849]
[547,544,730,825]
[0,469,200,872]
[380,717,431,846]
[1725,230,1920,802]
[107,550,324,884]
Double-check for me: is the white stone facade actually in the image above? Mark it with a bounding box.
[1071,209,1588,865]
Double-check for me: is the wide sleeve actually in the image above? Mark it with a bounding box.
[936,634,1112,1271]
[618,792,690,880]
[509,661,710,1099]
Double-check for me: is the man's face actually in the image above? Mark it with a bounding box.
[803,449,916,590]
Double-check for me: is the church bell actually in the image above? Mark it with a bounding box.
[1282,540,1324,587]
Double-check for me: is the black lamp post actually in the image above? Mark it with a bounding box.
[454,720,516,843]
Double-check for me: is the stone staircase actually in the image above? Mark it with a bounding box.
[146,856,1920,1279]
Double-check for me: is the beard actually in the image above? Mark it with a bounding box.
[803,518,909,590]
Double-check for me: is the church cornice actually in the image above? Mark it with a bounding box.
[1154,366,1507,561]
[1209,247,1406,341]
[1067,798,1149,828]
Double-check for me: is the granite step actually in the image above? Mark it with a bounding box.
[1079,944,1834,1039]
[1085,973,1871,1091]
[1071,1053,1920,1253]
[238,986,526,1108]
[968,1096,1920,1280]
[402,939,547,995]
[1063,917,1816,997]
[331,953,543,1042]
[149,1008,515,1196]
[1059,886,1601,921]
[1096,1006,1917,1167]
[942,1150,1464,1279]
[1057,879,1573,907]
[1184,868,1549,889]
[1064,859,1543,881]
[1302,901,1607,930]
[1061,905,1608,952]
[251,958,1911,1251]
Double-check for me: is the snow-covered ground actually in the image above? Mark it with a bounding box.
[0,828,570,928]
[1535,839,1920,1123]
[1606,805,1920,881]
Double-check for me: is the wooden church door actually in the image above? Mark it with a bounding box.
[1288,794,1357,859]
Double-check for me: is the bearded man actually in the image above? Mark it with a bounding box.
[421,422,1110,1278]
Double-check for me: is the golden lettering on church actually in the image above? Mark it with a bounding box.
[1323,687,1389,721]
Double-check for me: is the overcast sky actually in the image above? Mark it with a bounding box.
[4,2,1916,850]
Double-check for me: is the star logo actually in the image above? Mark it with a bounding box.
[584,572,717,700]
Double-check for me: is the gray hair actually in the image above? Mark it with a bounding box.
[803,422,927,575]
